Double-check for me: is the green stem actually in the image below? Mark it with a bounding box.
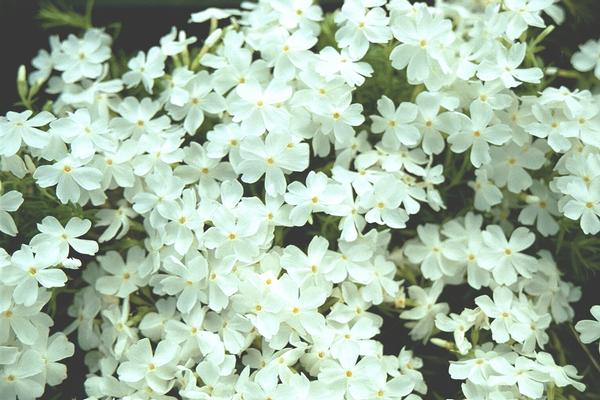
[569,324,600,376]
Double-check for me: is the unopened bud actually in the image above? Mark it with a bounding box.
[205,28,222,47]
[431,338,455,350]
[17,65,29,101]
[24,154,36,174]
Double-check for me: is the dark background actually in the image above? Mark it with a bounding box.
[1,0,600,399]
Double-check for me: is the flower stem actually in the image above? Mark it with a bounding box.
[569,324,600,376]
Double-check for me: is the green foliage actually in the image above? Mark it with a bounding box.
[37,0,95,30]
[0,172,97,253]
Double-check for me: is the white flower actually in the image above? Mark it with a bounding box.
[315,91,365,146]
[49,108,116,158]
[261,30,318,80]
[162,189,203,255]
[110,97,171,140]
[575,305,600,353]
[489,141,545,193]
[404,223,456,280]
[469,168,503,212]
[238,133,309,196]
[488,356,547,399]
[535,352,586,392]
[203,206,266,263]
[95,247,147,298]
[160,27,197,56]
[284,171,346,225]
[400,281,448,341]
[281,236,337,286]
[475,286,520,344]
[479,225,537,285]
[389,8,454,85]
[371,96,419,148]
[4,245,67,306]
[33,156,103,204]
[117,338,179,394]
[501,0,553,40]
[477,43,543,88]
[518,180,560,237]
[447,102,512,168]
[316,46,374,87]
[335,1,392,59]
[361,255,399,305]
[122,46,166,93]
[0,350,45,400]
[278,275,327,336]
[571,39,600,79]
[0,110,55,156]
[359,176,409,229]
[190,7,240,23]
[54,29,111,83]
[413,91,457,155]
[30,216,98,261]
[435,310,477,354]
[0,291,51,345]
[28,330,75,386]
[562,178,600,235]
[449,345,498,385]
[166,71,226,135]
[232,272,284,340]
[230,80,293,135]
[95,201,137,242]
[154,254,208,313]
[0,191,24,236]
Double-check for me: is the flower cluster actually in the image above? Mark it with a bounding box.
[1,0,599,399]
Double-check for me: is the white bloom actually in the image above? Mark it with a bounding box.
[359,176,409,229]
[475,286,519,343]
[238,133,309,196]
[117,338,179,394]
[317,46,374,87]
[122,46,166,93]
[33,156,103,204]
[190,7,240,23]
[404,223,456,280]
[230,80,293,135]
[488,356,547,399]
[489,141,545,193]
[501,0,553,40]
[469,168,503,212]
[477,43,543,88]
[571,38,600,79]
[0,350,45,400]
[389,8,454,85]
[203,206,266,263]
[284,171,346,225]
[575,305,600,353]
[54,29,111,83]
[435,310,477,354]
[335,1,392,59]
[0,191,24,236]
[562,178,600,235]
[160,27,197,56]
[0,110,55,156]
[400,281,448,341]
[479,225,537,285]
[31,216,98,261]
[166,71,226,135]
[95,247,147,298]
[4,245,67,306]
[447,102,512,168]
[49,108,116,158]
[371,96,419,148]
